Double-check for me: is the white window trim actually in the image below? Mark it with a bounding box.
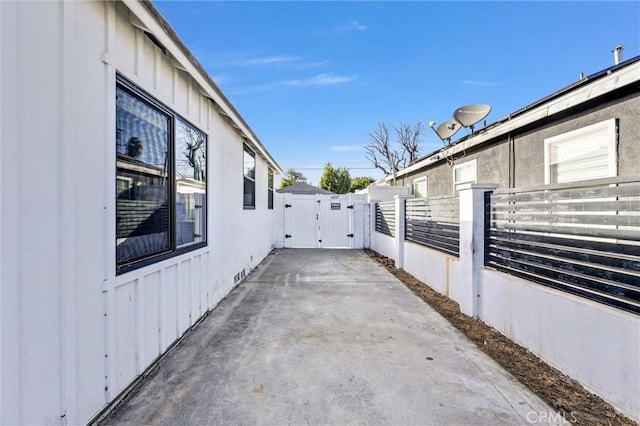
[543,118,617,185]
[412,177,427,198]
[453,159,477,191]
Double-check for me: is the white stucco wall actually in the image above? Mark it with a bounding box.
[403,242,460,298]
[479,270,640,421]
[359,184,410,202]
[370,232,395,261]
[0,1,279,424]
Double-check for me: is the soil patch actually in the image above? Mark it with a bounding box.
[365,249,637,426]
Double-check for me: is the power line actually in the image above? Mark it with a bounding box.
[291,167,376,171]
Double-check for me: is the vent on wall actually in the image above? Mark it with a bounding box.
[144,31,167,55]
[233,269,246,284]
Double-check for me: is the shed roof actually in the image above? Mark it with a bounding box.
[277,182,336,195]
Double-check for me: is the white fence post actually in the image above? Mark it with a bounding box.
[394,195,411,269]
[369,202,377,251]
[457,183,499,317]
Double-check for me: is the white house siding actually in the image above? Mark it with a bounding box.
[0,1,279,424]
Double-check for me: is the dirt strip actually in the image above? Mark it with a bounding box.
[365,249,637,426]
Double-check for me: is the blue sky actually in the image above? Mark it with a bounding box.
[154,1,640,186]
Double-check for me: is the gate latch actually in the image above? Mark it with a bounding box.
[285,234,291,238]
[285,204,292,208]
[347,234,354,238]
[347,205,354,209]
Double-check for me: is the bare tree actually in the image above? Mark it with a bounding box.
[364,122,405,178]
[395,122,423,164]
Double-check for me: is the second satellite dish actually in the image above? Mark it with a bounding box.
[435,119,461,141]
[453,104,491,132]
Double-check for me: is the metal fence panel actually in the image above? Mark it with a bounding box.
[486,177,640,315]
[405,197,460,256]
[375,201,395,237]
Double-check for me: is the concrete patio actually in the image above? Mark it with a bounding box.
[101,249,558,425]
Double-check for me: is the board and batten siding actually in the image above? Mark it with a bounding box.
[0,1,279,424]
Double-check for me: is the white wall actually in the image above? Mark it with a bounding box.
[0,1,279,424]
[358,184,410,202]
[273,193,286,248]
[403,242,460,298]
[479,270,640,421]
[363,203,371,248]
[370,231,395,261]
[350,195,367,249]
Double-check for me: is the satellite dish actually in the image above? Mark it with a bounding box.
[453,104,491,132]
[435,119,462,142]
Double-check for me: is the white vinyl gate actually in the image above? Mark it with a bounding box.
[280,194,366,248]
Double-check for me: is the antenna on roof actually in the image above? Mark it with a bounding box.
[453,104,491,134]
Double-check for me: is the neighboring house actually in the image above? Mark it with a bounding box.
[389,55,640,196]
[0,1,281,424]
[277,182,336,195]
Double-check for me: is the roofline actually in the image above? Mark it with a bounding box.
[388,55,640,181]
[121,0,283,174]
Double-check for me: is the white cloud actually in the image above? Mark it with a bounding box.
[228,73,357,95]
[330,145,363,152]
[214,53,328,70]
[296,60,330,69]
[349,20,367,31]
[282,73,358,87]
[331,20,368,35]
[462,80,499,87]
[229,54,301,66]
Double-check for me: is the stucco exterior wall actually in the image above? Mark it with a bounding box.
[403,139,509,198]
[514,89,640,187]
[0,1,279,424]
[401,87,639,190]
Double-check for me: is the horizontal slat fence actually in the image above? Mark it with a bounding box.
[486,176,640,314]
[405,196,460,256]
[375,201,395,237]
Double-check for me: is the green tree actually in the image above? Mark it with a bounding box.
[350,176,375,192]
[280,168,307,188]
[319,163,351,194]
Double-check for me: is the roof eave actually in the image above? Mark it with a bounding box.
[123,0,283,174]
[391,56,640,181]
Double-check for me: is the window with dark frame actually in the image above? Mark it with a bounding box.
[116,74,207,273]
[243,146,256,209]
[268,169,274,210]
